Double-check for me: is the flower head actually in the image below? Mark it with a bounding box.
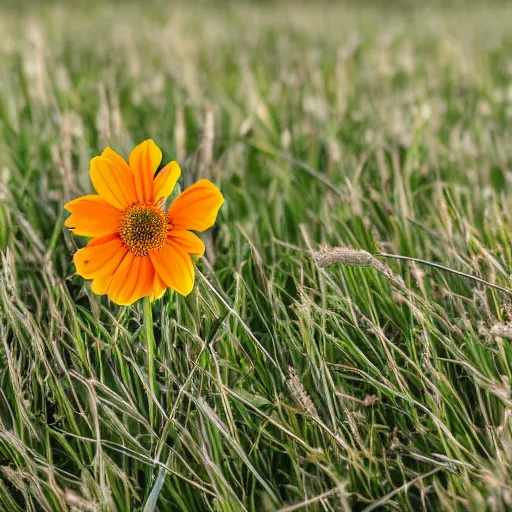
[65,140,224,305]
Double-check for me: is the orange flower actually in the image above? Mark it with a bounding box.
[65,140,224,305]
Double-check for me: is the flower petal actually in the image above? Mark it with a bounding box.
[107,252,137,305]
[102,147,131,174]
[106,254,155,306]
[151,273,167,301]
[168,179,224,232]
[149,240,195,296]
[90,156,137,210]
[87,232,119,246]
[130,256,155,302]
[73,235,127,279]
[91,274,113,295]
[64,195,123,238]
[168,230,205,257]
[153,161,181,202]
[129,139,162,203]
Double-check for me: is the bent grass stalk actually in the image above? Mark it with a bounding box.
[313,246,512,297]
[376,253,512,297]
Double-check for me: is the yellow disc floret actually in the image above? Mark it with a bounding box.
[119,203,167,256]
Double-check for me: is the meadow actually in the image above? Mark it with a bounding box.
[1,1,512,510]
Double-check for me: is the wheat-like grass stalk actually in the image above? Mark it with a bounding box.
[490,323,512,338]
[312,245,512,298]
[312,246,383,270]
[287,366,318,418]
[378,252,512,297]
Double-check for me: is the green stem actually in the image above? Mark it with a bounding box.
[143,297,157,425]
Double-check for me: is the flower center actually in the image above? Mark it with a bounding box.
[119,203,167,256]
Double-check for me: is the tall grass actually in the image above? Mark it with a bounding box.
[1,1,512,510]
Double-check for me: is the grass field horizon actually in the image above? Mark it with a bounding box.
[1,1,512,511]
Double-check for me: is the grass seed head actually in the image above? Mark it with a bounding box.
[287,366,318,418]
[312,246,382,269]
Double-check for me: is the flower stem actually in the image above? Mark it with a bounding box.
[142,296,157,425]
[376,252,512,297]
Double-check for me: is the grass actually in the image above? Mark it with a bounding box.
[1,1,512,510]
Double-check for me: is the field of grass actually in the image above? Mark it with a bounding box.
[1,1,512,511]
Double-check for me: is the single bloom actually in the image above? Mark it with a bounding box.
[64,139,224,306]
